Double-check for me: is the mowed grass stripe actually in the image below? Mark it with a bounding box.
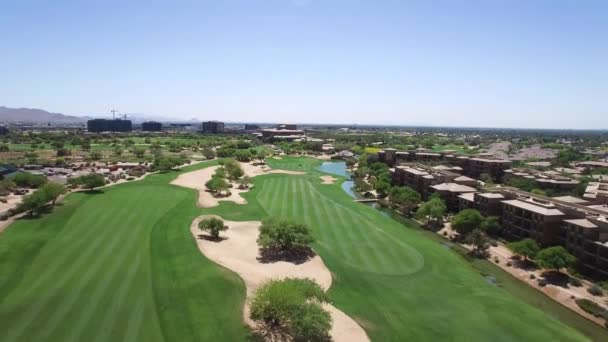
[92,251,144,342]
[9,188,166,342]
[4,191,141,301]
[2,199,147,341]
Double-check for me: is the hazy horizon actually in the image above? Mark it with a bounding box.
[1,0,607,129]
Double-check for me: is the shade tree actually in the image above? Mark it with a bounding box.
[198,217,228,239]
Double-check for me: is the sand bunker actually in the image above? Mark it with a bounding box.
[320,175,337,184]
[171,166,248,208]
[171,163,304,208]
[190,215,369,342]
[238,162,305,178]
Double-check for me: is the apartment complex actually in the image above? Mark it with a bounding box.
[379,149,512,181]
[87,119,132,133]
[461,189,608,277]
[381,148,608,276]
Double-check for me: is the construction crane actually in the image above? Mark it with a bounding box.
[111,108,118,120]
[120,113,128,120]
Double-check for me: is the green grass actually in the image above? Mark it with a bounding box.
[208,156,594,341]
[0,156,602,341]
[0,160,249,342]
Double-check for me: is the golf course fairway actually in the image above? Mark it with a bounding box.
[0,158,599,341]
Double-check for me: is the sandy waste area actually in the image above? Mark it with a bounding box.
[320,175,337,184]
[191,215,369,342]
[171,162,304,208]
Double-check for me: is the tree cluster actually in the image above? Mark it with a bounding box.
[17,182,67,216]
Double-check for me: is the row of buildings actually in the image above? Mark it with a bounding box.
[87,119,164,133]
[379,149,608,277]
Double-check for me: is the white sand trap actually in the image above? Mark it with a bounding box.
[172,163,304,208]
[190,215,369,342]
[171,166,248,208]
[320,175,337,184]
[239,162,305,178]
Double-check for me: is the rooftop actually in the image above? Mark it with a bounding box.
[431,183,477,193]
[502,199,565,216]
[564,219,598,229]
[552,195,588,204]
[478,193,505,199]
[454,175,476,182]
[458,193,476,202]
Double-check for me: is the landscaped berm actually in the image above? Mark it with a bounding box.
[0,157,598,341]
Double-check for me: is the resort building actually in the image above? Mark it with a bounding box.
[501,198,566,245]
[430,183,477,210]
[559,217,608,277]
[584,182,608,204]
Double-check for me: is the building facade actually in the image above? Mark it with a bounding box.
[87,119,133,133]
[202,121,224,134]
[142,121,163,132]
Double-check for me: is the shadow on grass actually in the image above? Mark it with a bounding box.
[83,189,104,195]
[257,246,316,265]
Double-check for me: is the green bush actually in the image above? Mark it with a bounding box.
[569,277,583,287]
[588,284,604,297]
[13,172,47,188]
[258,218,314,252]
[250,278,331,341]
[575,298,607,318]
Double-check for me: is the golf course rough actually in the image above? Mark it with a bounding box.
[0,157,592,341]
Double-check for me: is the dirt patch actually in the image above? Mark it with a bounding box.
[190,215,369,342]
[320,175,337,185]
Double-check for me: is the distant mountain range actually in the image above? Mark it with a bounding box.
[0,106,89,123]
[0,106,193,124]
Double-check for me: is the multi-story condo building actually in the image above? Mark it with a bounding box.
[430,183,477,210]
[142,121,163,132]
[501,198,566,245]
[559,217,608,277]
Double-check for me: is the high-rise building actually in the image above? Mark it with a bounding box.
[142,121,163,132]
[87,119,133,133]
[202,121,224,134]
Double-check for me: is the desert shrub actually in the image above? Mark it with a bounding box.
[13,172,47,188]
[530,274,536,279]
[506,262,512,267]
[575,298,607,318]
[569,277,583,287]
[538,279,547,287]
[588,284,604,297]
[250,278,331,342]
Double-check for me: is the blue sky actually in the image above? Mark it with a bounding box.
[0,0,606,128]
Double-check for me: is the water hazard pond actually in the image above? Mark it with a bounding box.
[316,161,357,198]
